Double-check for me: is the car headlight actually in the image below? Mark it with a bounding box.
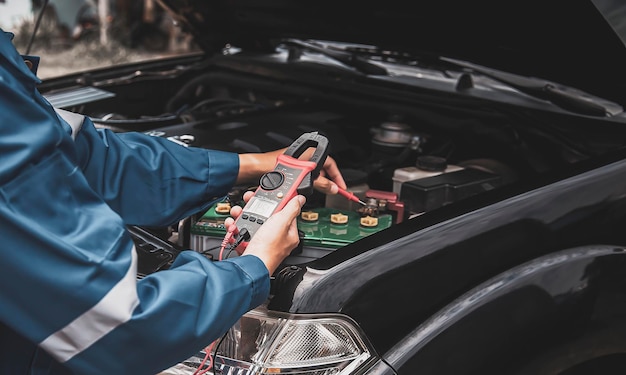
[160,307,376,375]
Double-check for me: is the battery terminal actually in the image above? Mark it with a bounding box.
[301,211,319,222]
[330,213,349,224]
[215,202,231,215]
[360,216,379,227]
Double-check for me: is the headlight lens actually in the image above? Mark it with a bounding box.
[159,307,375,375]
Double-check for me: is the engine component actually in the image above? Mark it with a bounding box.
[357,198,380,218]
[400,168,502,215]
[392,155,464,194]
[362,190,405,224]
[371,120,420,149]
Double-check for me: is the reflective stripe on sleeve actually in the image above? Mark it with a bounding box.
[39,247,140,362]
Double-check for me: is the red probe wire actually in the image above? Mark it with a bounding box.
[193,340,217,375]
[336,187,367,206]
[218,225,237,261]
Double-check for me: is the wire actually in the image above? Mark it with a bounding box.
[219,228,250,260]
[192,340,217,375]
[211,332,229,372]
[224,246,238,260]
[218,225,236,261]
[201,245,221,255]
[193,228,249,374]
[193,328,231,375]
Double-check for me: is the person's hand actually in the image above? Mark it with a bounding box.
[237,147,347,195]
[225,192,305,274]
[313,153,346,195]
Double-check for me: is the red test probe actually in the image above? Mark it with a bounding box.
[337,187,367,206]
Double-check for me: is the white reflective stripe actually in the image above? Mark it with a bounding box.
[40,247,140,363]
[54,108,84,140]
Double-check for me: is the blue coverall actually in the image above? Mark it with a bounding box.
[0,30,270,374]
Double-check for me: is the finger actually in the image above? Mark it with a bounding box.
[313,175,339,195]
[269,195,306,225]
[243,191,254,202]
[224,217,234,226]
[229,205,243,218]
[323,157,347,189]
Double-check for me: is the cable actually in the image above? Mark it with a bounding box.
[218,225,237,261]
[192,340,217,375]
[193,227,249,374]
[224,246,238,260]
[193,329,230,375]
[211,332,229,373]
[201,245,221,255]
[219,228,250,260]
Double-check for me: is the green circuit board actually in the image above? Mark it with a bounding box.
[190,201,232,237]
[297,208,392,248]
[191,202,392,249]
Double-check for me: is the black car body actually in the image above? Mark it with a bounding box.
[37,0,626,373]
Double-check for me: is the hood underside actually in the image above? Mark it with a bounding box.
[157,0,626,104]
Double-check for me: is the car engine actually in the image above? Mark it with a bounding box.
[41,57,622,275]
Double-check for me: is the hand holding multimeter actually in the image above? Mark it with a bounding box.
[233,132,329,243]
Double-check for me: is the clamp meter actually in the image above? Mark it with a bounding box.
[234,131,329,241]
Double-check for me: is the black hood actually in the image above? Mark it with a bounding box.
[157,0,626,104]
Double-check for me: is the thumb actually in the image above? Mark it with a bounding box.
[273,195,306,223]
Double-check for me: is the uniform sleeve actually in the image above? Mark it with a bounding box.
[0,30,270,374]
[73,119,240,227]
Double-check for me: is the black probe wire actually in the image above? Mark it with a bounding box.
[212,331,229,371]
[223,245,238,260]
[223,228,250,260]
[201,245,221,255]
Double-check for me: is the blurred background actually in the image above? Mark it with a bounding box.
[0,0,198,78]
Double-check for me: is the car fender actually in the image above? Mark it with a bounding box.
[383,245,626,374]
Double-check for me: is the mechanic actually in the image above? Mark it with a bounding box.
[0,29,346,374]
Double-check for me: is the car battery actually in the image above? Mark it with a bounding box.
[400,168,501,214]
[297,207,392,249]
[190,200,232,252]
[191,203,393,253]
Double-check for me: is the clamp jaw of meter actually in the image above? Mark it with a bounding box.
[233,132,329,242]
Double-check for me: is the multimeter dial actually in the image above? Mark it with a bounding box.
[260,171,284,190]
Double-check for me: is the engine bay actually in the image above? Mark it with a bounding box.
[41,63,625,272]
[159,105,512,264]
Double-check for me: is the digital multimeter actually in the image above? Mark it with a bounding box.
[234,131,329,240]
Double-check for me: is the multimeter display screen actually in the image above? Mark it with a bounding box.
[245,197,278,218]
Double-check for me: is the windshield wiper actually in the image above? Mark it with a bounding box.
[441,57,618,117]
[280,39,388,76]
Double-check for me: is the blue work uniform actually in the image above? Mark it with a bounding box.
[0,30,270,374]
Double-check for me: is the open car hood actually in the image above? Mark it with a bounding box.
[157,0,626,104]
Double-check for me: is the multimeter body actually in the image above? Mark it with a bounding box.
[234,132,329,240]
